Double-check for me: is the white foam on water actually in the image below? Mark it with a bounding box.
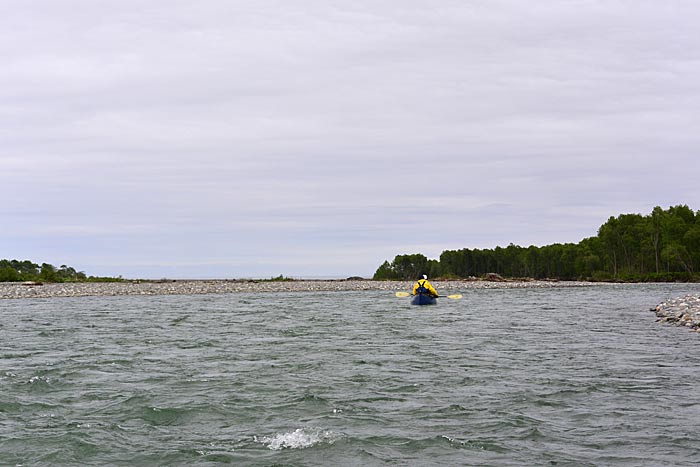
[255,427,339,450]
[28,375,50,384]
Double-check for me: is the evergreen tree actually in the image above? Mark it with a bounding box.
[373,205,700,282]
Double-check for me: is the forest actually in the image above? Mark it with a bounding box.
[373,205,700,282]
[0,259,121,283]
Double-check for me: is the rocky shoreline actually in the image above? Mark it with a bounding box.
[653,294,700,331]
[0,278,594,300]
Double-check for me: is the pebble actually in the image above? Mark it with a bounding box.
[0,279,595,300]
[652,294,700,332]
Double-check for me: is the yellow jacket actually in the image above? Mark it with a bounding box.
[412,279,438,297]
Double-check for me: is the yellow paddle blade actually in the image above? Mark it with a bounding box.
[446,294,463,299]
[395,292,410,297]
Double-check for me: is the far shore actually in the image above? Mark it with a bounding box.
[0,278,599,300]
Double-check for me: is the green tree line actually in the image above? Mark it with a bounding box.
[0,259,122,283]
[373,205,700,282]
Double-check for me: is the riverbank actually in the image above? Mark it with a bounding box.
[653,294,700,331]
[0,278,595,299]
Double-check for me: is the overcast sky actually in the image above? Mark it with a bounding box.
[2,1,699,279]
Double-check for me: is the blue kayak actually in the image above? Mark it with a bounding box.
[411,292,438,305]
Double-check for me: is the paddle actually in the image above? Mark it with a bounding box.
[395,292,462,299]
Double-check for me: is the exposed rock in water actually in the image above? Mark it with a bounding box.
[653,294,700,332]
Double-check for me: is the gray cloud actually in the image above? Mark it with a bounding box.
[2,1,699,277]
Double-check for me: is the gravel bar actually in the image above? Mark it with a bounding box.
[653,294,700,331]
[1,279,595,300]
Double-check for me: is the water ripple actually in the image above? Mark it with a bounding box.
[1,285,700,466]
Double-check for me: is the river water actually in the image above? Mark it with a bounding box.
[2,284,699,466]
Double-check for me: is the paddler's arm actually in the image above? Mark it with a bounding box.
[427,282,439,297]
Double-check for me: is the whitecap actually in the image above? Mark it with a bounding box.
[255,427,339,450]
[28,375,50,384]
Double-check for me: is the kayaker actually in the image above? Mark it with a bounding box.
[412,274,439,297]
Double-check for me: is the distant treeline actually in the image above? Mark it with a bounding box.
[374,205,700,282]
[0,259,123,283]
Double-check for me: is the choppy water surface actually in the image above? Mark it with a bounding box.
[2,284,700,466]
